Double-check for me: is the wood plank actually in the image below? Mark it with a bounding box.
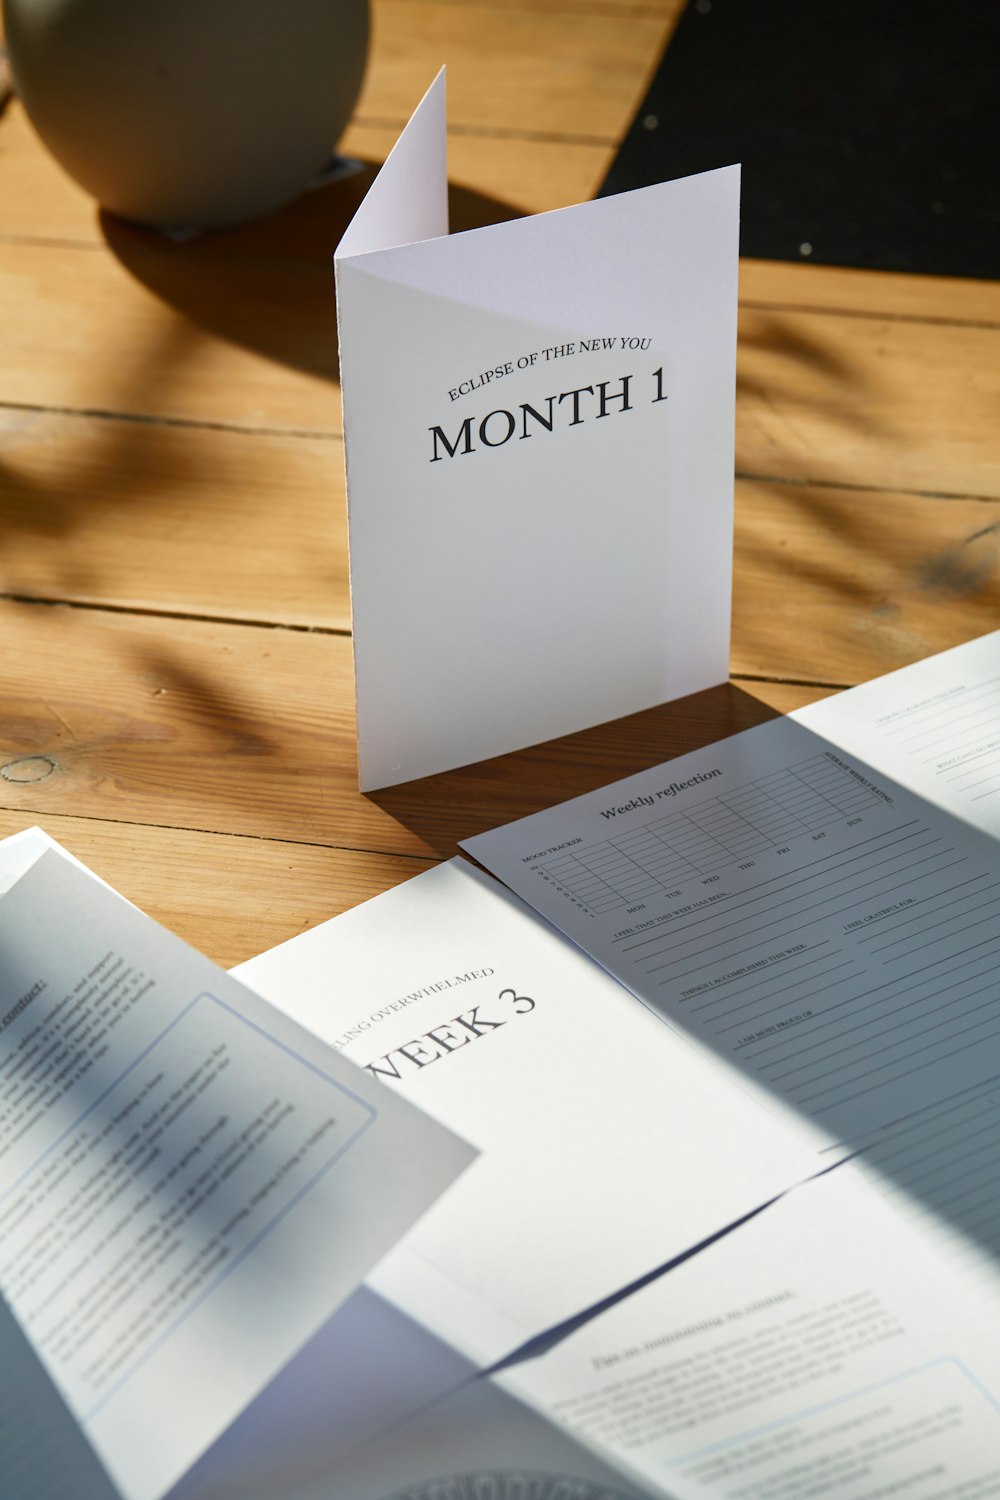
[0,103,100,242]
[3,236,997,498]
[741,259,1000,329]
[0,811,433,967]
[732,482,1000,685]
[0,407,349,627]
[0,601,833,860]
[4,410,997,676]
[0,102,609,245]
[0,602,399,849]
[358,1,666,140]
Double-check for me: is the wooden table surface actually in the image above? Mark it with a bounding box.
[1,0,997,966]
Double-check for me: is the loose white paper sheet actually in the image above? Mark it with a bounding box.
[463,700,1000,1155]
[0,846,474,1500]
[793,629,1000,836]
[236,858,817,1365]
[335,72,739,789]
[507,1166,1000,1499]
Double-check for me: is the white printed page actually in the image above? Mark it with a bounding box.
[336,72,739,789]
[794,629,1000,836]
[463,715,1000,1153]
[507,1167,1000,1499]
[236,859,818,1365]
[0,849,474,1500]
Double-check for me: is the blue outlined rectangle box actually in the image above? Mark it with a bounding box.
[0,989,378,1422]
[664,1355,1000,1475]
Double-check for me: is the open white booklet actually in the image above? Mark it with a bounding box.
[0,833,474,1500]
[236,859,818,1364]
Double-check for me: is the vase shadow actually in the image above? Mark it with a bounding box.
[99,164,525,383]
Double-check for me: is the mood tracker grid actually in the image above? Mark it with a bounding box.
[535,755,881,916]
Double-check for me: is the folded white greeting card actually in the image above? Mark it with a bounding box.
[335,72,740,789]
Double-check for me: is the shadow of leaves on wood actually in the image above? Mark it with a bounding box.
[0,165,522,609]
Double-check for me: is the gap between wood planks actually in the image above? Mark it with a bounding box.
[0,591,857,695]
[0,399,995,509]
[0,803,438,864]
[352,116,622,148]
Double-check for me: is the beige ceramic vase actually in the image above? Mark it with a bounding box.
[4,0,369,228]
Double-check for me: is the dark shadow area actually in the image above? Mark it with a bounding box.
[0,45,12,118]
[369,680,785,859]
[603,0,1000,279]
[100,166,523,382]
